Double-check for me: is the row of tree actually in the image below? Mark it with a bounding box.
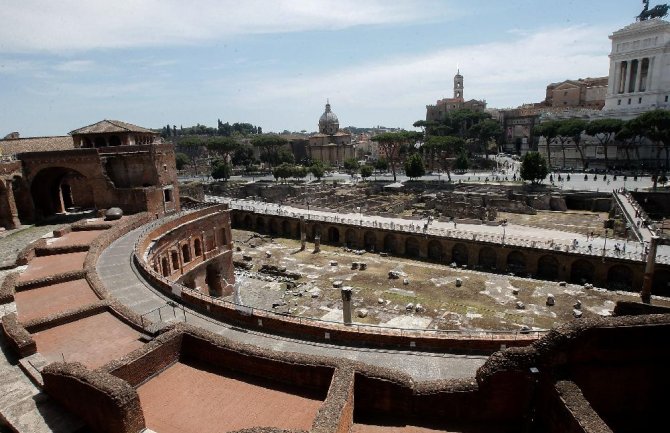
[160,120,263,139]
[533,110,670,171]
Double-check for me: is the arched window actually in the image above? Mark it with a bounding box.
[194,238,202,256]
[171,251,179,270]
[182,243,191,263]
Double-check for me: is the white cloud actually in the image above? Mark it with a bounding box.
[0,0,447,52]
[233,25,612,129]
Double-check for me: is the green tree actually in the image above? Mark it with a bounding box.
[454,151,469,173]
[175,152,190,171]
[206,136,240,163]
[404,153,426,179]
[635,109,670,171]
[360,164,373,180]
[468,118,502,159]
[211,160,232,181]
[343,158,360,177]
[272,163,293,182]
[423,135,465,181]
[231,144,255,167]
[309,161,325,180]
[374,158,389,173]
[372,131,422,182]
[533,121,560,169]
[556,119,588,169]
[520,152,549,184]
[616,118,644,167]
[585,119,623,169]
[251,135,288,169]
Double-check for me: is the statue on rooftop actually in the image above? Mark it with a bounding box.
[638,0,669,21]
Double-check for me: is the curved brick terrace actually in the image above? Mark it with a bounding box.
[98,224,488,382]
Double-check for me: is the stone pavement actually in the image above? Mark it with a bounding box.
[97,227,488,382]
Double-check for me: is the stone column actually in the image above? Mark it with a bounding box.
[300,216,306,251]
[314,233,321,253]
[341,287,352,325]
[640,235,659,304]
[634,59,642,93]
[623,61,631,94]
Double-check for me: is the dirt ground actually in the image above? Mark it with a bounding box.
[232,229,670,333]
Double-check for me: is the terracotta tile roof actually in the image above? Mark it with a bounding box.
[0,136,74,157]
[69,119,156,135]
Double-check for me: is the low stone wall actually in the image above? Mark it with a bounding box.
[0,313,36,357]
[0,271,19,304]
[43,362,146,433]
[15,269,87,291]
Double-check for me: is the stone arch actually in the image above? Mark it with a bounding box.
[311,223,323,240]
[570,259,595,284]
[194,238,202,257]
[161,257,170,277]
[281,220,292,237]
[345,228,357,248]
[506,250,526,275]
[405,236,420,258]
[29,167,92,218]
[653,269,670,297]
[384,234,398,254]
[363,231,376,251]
[11,176,33,223]
[232,213,243,226]
[478,247,497,271]
[255,216,266,233]
[0,181,15,229]
[452,243,468,266]
[171,250,179,271]
[269,218,280,235]
[182,243,191,263]
[537,255,560,281]
[607,265,633,291]
[327,226,340,243]
[94,137,106,148]
[205,263,222,297]
[243,214,252,229]
[428,240,443,261]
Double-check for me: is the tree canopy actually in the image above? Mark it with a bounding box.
[404,153,426,179]
[520,152,548,184]
[372,131,422,182]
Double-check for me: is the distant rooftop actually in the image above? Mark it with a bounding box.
[69,119,156,135]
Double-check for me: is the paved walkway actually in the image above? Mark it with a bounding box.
[210,196,670,265]
[97,227,488,382]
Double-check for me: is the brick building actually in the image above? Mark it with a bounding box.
[425,70,487,122]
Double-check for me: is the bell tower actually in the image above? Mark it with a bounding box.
[454,69,464,100]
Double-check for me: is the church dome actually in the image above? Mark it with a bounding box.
[318,101,339,135]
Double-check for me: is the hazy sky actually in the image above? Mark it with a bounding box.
[0,0,651,136]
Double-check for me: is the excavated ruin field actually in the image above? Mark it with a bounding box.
[232,229,670,332]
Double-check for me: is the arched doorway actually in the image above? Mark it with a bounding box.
[506,251,526,275]
[653,269,670,297]
[478,247,497,271]
[428,240,443,261]
[281,220,292,237]
[243,215,252,229]
[269,219,280,236]
[363,231,376,251]
[537,255,560,281]
[327,227,340,243]
[94,137,106,148]
[255,217,266,233]
[452,243,468,266]
[384,234,398,254]
[311,223,323,241]
[29,167,92,218]
[345,228,357,248]
[405,237,420,258]
[607,265,633,291]
[161,257,170,277]
[570,259,595,284]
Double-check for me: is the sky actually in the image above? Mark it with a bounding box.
[0,0,654,137]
